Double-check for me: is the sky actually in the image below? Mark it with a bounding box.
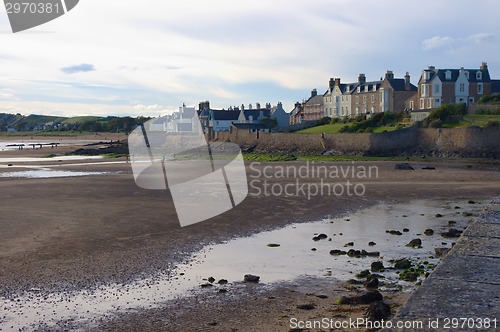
[0,0,499,117]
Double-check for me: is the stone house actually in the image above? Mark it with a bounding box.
[409,62,498,110]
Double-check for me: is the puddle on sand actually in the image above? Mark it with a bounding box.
[0,155,103,163]
[0,198,487,331]
[0,169,113,178]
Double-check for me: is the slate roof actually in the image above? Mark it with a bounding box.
[209,110,241,121]
[243,109,271,120]
[232,123,269,130]
[386,78,418,91]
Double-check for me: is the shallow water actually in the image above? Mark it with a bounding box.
[0,198,487,331]
[0,155,103,163]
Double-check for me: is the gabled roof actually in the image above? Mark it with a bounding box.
[421,67,491,84]
[351,81,382,95]
[386,78,418,91]
[243,109,271,120]
[304,94,323,105]
[210,110,241,121]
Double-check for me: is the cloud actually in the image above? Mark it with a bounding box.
[466,33,493,43]
[60,63,96,74]
[422,36,455,50]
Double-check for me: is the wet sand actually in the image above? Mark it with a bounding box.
[0,138,499,331]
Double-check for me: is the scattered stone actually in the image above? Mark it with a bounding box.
[207,277,215,283]
[217,279,228,285]
[398,270,419,282]
[422,166,436,170]
[462,211,473,217]
[448,220,456,225]
[434,248,450,257]
[297,304,315,310]
[366,301,391,321]
[218,289,227,293]
[7,163,13,167]
[329,249,347,256]
[208,321,218,326]
[393,258,412,269]
[370,261,385,272]
[347,249,379,258]
[347,279,363,285]
[355,270,371,278]
[243,274,260,283]
[468,200,475,204]
[311,248,317,251]
[402,215,408,218]
[395,163,414,170]
[441,228,463,238]
[406,238,422,248]
[316,294,328,299]
[388,230,403,235]
[312,236,321,241]
[403,228,410,232]
[200,283,213,288]
[364,275,379,289]
[343,242,354,247]
[317,233,328,239]
[368,241,376,246]
[267,243,280,248]
[454,206,461,209]
[424,229,434,236]
[356,290,383,304]
[435,213,443,218]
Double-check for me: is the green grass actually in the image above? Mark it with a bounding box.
[61,116,102,125]
[296,123,346,134]
[371,125,399,133]
[463,114,500,126]
[243,153,298,162]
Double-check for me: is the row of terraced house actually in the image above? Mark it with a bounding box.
[290,62,500,125]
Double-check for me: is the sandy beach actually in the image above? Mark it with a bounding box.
[0,136,499,331]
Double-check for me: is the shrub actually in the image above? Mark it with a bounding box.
[429,119,443,128]
[484,120,500,128]
[429,103,467,122]
[475,108,500,115]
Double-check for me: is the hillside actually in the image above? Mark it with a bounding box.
[0,113,150,132]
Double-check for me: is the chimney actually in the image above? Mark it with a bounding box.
[428,65,436,71]
[256,102,261,110]
[311,89,317,97]
[329,78,334,91]
[404,72,411,90]
[481,62,488,70]
[335,78,341,86]
[241,104,245,110]
[249,103,252,110]
[385,70,394,80]
[358,74,366,84]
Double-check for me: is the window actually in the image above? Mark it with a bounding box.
[421,84,428,97]
[420,99,425,109]
[364,85,369,92]
[427,99,432,109]
[459,83,465,93]
[373,84,377,91]
[434,84,440,94]
[476,71,482,80]
[363,96,366,104]
[478,83,483,95]
[357,86,361,93]
[445,71,452,80]
[371,106,375,113]
[410,101,414,110]
[341,95,344,102]
[469,97,475,104]
[371,95,375,103]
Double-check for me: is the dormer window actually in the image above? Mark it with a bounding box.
[372,84,377,91]
[445,70,452,80]
[357,86,361,93]
[364,85,369,92]
[476,71,482,80]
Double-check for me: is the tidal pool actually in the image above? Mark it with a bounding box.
[0,198,487,331]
